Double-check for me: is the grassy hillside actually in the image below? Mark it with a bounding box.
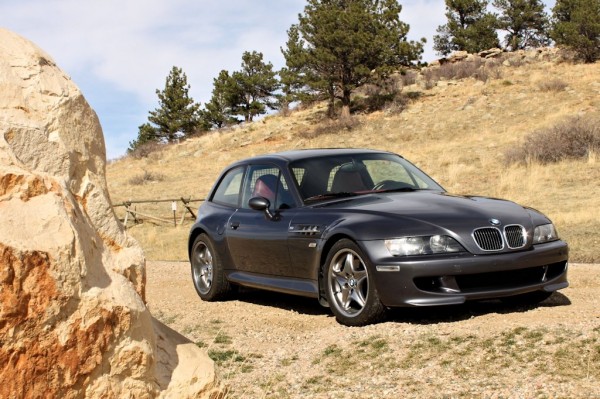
[107,54,599,263]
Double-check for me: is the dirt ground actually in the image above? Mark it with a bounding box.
[146,262,600,398]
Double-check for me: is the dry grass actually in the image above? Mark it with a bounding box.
[126,224,189,261]
[538,78,569,92]
[128,170,166,185]
[145,260,600,398]
[504,114,600,165]
[108,58,600,263]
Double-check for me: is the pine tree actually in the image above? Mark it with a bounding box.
[127,123,157,153]
[279,25,313,114]
[231,51,279,122]
[283,0,424,118]
[494,0,550,50]
[148,66,201,143]
[200,52,278,127]
[433,0,500,56]
[551,0,600,62]
[201,70,240,129]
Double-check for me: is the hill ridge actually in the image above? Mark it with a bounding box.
[107,50,599,262]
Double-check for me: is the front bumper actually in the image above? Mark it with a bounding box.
[360,239,569,307]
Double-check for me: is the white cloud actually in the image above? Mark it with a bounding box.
[401,0,448,61]
[1,0,307,156]
[0,0,471,158]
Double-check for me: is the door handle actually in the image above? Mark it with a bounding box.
[230,221,240,230]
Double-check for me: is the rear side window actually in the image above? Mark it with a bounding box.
[211,166,244,207]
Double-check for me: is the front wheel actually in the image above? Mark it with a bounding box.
[190,234,231,301]
[324,239,386,326]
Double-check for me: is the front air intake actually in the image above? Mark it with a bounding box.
[473,225,527,251]
[504,225,526,249]
[473,228,503,251]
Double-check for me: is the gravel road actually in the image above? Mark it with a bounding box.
[146,262,600,398]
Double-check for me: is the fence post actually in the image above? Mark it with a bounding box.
[171,201,177,227]
[122,201,139,229]
[181,197,197,219]
[113,197,203,227]
[123,206,129,227]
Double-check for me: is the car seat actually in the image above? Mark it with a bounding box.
[252,174,278,203]
[331,163,369,193]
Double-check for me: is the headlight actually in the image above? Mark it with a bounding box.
[533,223,559,244]
[384,235,464,256]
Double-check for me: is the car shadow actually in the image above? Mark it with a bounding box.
[233,287,329,316]
[387,292,571,324]
[231,288,571,323]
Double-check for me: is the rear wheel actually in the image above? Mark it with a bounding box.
[324,239,386,326]
[191,234,231,301]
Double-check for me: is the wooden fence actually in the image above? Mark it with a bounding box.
[113,197,204,228]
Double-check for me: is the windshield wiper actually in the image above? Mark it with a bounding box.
[304,192,360,203]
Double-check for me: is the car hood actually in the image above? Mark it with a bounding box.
[312,191,547,244]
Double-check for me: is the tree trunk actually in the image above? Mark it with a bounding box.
[340,104,351,120]
[340,90,351,121]
[327,96,336,118]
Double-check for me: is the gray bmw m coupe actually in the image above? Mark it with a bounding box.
[188,149,568,325]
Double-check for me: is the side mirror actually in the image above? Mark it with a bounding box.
[248,197,275,219]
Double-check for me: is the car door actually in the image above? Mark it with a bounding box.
[225,164,295,276]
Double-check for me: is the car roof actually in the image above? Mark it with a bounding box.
[233,148,396,166]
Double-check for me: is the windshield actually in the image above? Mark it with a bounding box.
[289,153,444,203]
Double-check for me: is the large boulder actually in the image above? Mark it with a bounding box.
[0,28,224,398]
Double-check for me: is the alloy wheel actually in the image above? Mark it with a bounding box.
[192,241,213,295]
[328,248,369,317]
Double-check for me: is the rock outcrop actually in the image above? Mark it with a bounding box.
[428,47,565,68]
[0,28,224,398]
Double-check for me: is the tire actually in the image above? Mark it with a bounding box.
[190,234,231,301]
[324,239,386,326]
[500,290,553,306]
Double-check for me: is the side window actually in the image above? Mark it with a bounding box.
[242,165,295,210]
[275,173,295,209]
[291,167,305,187]
[211,166,244,207]
[327,165,340,191]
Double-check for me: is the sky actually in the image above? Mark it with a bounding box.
[0,0,553,159]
